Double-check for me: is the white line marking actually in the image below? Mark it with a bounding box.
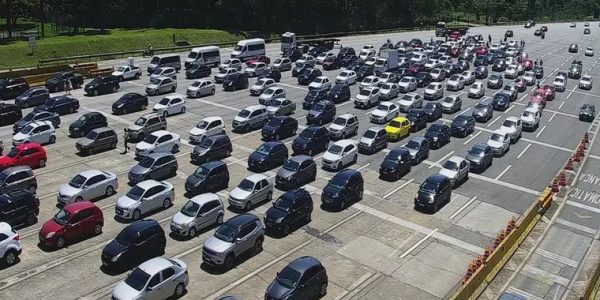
[459,107,472,115]
[555,218,598,235]
[522,264,570,286]
[387,231,420,258]
[558,101,565,110]
[463,131,481,145]
[193,98,241,112]
[495,164,513,180]
[566,200,600,215]
[548,111,557,122]
[487,115,502,127]
[505,104,515,114]
[400,228,439,258]
[535,248,579,268]
[567,91,573,99]
[278,82,309,91]
[355,163,370,172]
[517,143,532,159]
[428,151,455,169]
[449,196,478,220]
[383,178,415,199]
[535,125,547,138]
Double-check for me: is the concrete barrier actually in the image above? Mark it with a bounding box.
[582,261,600,300]
[0,64,72,79]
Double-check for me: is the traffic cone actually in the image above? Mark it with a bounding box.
[583,132,590,143]
[550,178,560,192]
[565,158,574,171]
[559,172,566,186]
[574,153,581,163]
[507,217,517,233]
[580,142,587,151]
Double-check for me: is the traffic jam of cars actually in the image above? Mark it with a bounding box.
[0,22,597,300]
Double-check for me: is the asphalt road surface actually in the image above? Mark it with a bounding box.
[0,22,599,300]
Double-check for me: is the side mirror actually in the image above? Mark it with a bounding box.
[235,238,242,243]
[146,286,154,291]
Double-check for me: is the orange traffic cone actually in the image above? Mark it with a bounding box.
[550,178,560,192]
[565,158,574,171]
[574,153,581,163]
[559,172,566,186]
[583,132,590,143]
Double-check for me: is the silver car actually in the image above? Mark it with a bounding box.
[259,87,286,105]
[115,180,175,220]
[272,57,292,71]
[57,169,118,206]
[186,79,216,98]
[232,105,269,132]
[250,78,276,96]
[380,83,400,100]
[228,174,273,210]
[146,76,177,96]
[438,156,470,187]
[170,193,224,237]
[266,98,296,117]
[112,256,189,300]
[328,113,359,139]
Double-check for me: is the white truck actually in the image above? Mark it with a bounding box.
[374,49,399,73]
[112,65,142,81]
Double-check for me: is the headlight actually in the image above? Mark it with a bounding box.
[112,252,122,262]
[45,232,55,239]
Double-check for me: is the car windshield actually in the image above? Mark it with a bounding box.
[490,133,504,142]
[389,120,401,128]
[420,180,438,192]
[20,124,34,134]
[405,140,420,151]
[359,89,372,96]
[300,130,314,139]
[255,144,271,155]
[276,266,302,288]
[475,103,487,109]
[442,160,459,171]
[238,179,255,191]
[400,77,411,83]
[333,117,347,126]
[125,268,151,291]
[450,75,460,81]
[85,131,98,140]
[6,147,19,158]
[195,121,208,129]
[115,227,137,246]
[283,159,300,171]
[364,130,377,139]
[583,76,591,81]
[191,81,202,87]
[149,77,161,85]
[363,77,373,84]
[382,84,393,90]
[22,112,35,121]
[340,71,350,77]
[238,109,251,118]
[159,98,170,105]
[214,223,236,243]
[523,111,534,118]
[443,97,454,103]
[273,195,293,212]
[138,156,155,168]
[126,185,145,201]
[468,147,485,157]
[313,103,325,111]
[263,89,274,95]
[502,120,516,127]
[328,144,344,155]
[143,134,159,144]
[180,201,200,218]
[134,117,147,126]
[198,138,213,149]
[376,104,390,111]
[53,208,70,225]
[68,174,87,189]
[555,78,564,83]
[268,99,284,107]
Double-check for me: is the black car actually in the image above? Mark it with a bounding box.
[275,155,317,190]
[406,109,428,132]
[356,65,375,81]
[424,123,451,149]
[0,77,29,100]
[466,143,493,173]
[423,102,443,122]
[248,141,288,172]
[568,64,582,79]
[14,88,50,108]
[298,68,322,85]
[68,112,108,137]
[321,169,363,210]
[338,47,356,59]
[186,62,212,79]
[292,126,330,156]
[0,189,39,227]
[259,68,282,82]
[292,63,310,77]
[13,111,60,133]
[414,174,452,213]
[379,147,412,181]
[358,127,388,154]
[45,71,84,92]
[34,95,80,115]
[533,66,544,79]
[474,56,489,67]
[493,93,511,111]
[340,54,358,67]
[579,104,596,122]
[328,83,351,104]
[457,60,470,72]
[185,161,229,195]
[0,103,22,127]
[84,76,120,96]
[264,189,313,235]
[416,72,432,88]
[502,85,518,101]
[303,90,329,109]
[101,219,166,271]
[283,47,303,62]
[347,60,365,72]
[473,66,488,79]
[409,38,423,48]
[262,116,298,141]
[451,115,475,137]
[569,44,578,53]
[492,60,507,72]
[191,135,233,164]
[265,256,328,299]
[308,46,328,57]
[112,92,148,115]
[223,73,249,91]
[306,100,336,126]
[322,56,341,70]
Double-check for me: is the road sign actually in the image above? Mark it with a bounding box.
[28,35,36,48]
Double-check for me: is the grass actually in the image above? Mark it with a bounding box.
[0,28,244,69]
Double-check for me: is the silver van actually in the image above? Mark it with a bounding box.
[147,55,181,73]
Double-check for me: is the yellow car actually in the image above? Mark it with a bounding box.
[385,116,411,141]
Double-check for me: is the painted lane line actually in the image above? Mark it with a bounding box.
[449,196,478,220]
[459,107,472,115]
[555,218,598,235]
[495,164,513,180]
[566,91,573,99]
[487,115,503,127]
[428,151,455,169]
[383,178,415,199]
[535,125,546,138]
[517,143,532,159]
[559,101,565,111]
[535,248,579,268]
[355,163,370,172]
[565,200,600,215]
[278,82,309,91]
[463,131,482,145]
[548,111,557,122]
[193,98,241,112]
[400,228,439,258]
[505,104,515,114]
[522,264,570,286]
[387,231,419,258]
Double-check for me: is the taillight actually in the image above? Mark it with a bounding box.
[13,234,20,241]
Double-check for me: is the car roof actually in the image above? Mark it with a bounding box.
[425,174,450,183]
[365,126,385,133]
[333,168,360,180]
[225,213,259,228]
[125,219,160,233]
[0,222,13,235]
[391,116,409,122]
[64,201,97,213]
[77,169,106,179]
[135,179,162,190]
[145,152,173,160]
[244,105,266,111]
[289,155,313,163]
[505,116,520,122]
[411,136,427,143]
[162,93,185,100]
[91,127,115,134]
[203,116,223,123]
[447,156,465,164]
[201,160,226,170]
[286,256,322,273]
[15,142,43,151]
[337,113,356,119]
[190,193,220,205]
[2,165,32,174]
[151,130,173,137]
[140,112,162,119]
[27,120,53,128]
[245,173,269,183]
[138,257,177,275]
[333,139,357,147]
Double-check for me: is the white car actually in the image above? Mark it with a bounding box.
[397,93,423,112]
[500,116,523,143]
[504,65,519,79]
[112,65,142,81]
[579,75,593,90]
[430,68,446,81]
[469,81,485,98]
[553,76,567,92]
[446,74,465,91]
[398,76,417,93]
[585,47,594,57]
[219,58,242,71]
[521,107,541,130]
[370,101,399,124]
[258,86,286,105]
[245,62,268,77]
[272,57,292,71]
[186,79,215,98]
[296,55,316,66]
[322,139,358,170]
[335,70,357,85]
[360,75,380,90]
[115,179,175,220]
[378,72,397,85]
[12,120,56,146]
[461,71,475,85]
[146,76,177,95]
[214,67,238,83]
[438,55,452,64]
[424,59,439,70]
[490,44,501,52]
[171,193,225,237]
[365,56,378,66]
[135,130,181,157]
[487,129,511,157]
[249,77,276,96]
[57,169,118,205]
[354,86,381,108]
[410,53,427,64]
[380,82,400,100]
[0,222,21,266]
[309,76,332,91]
[266,98,296,116]
[439,156,470,187]
[424,82,444,100]
[522,71,535,85]
[316,52,335,64]
[359,48,376,60]
[153,94,186,117]
[150,67,177,81]
[189,116,225,143]
[328,114,359,139]
[112,256,189,300]
[505,47,518,56]
[441,95,462,113]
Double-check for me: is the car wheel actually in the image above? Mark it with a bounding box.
[94,90,99,96]
[353,154,358,164]
[308,149,314,156]
[93,223,102,235]
[319,282,328,297]
[38,158,46,168]
[180,107,186,114]
[266,191,273,202]
[282,223,290,235]
[188,226,197,238]
[75,196,83,202]
[132,209,141,220]
[336,162,342,170]
[163,198,171,209]
[172,144,179,153]
[339,199,346,210]
[3,250,18,266]
[341,132,346,139]
[26,213,36,225]
[244,124,250,132]
[29,185,36,194]
[55,236,66,249]
[163,110,168,118]
[173,283,186,298]
[254,237,264,253]
[170,167,177,177]
[49,135,56,144]
[122,108,128,115]
[217,214,224,225]
[224,254,235,270]
[244,201,252,211]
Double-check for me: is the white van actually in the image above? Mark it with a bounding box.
[230,38,265,61]
[184,46,221,69]
[147,55,181,73]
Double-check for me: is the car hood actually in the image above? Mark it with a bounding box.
[229,187,251,200]
[380,159,398,170]
[189,127,207,136]
[328,123,345,131]
[103,239,128,257]
[172,211,195,226]
[266,279,293,299]
[146,83,159,89]
[487,139,504,148]
[249,151,268,163]
[12,132,29,141]
[46,77,62,85]
[439,168,458,179]
[355,94,369,101]
[424,88,437,94]
[128,124,143,132]
[266,106,280,113]
[136,141,154,151]
[129,164,150,175]
[250,84,262,90]
[70,120,84,128]
[447,80,459,85]
[204,236,233,253]
[371,109,387,117]
[336,75,349,80]
[112,282,141,300]
[501,125,516,133]
[0,156,16,166]
[323,184,342,196]
[116,195,139,210]
[398,99,413,106]
[473,108,487,115]
[441,101,454,108]
[276,168,295,179]
[40,218,64,236]
[233,115,248,123]
[265,206,287,221]
[58,184,82,198]
[469,87,480,92]
[360,137,375,145]
[153,103,168,110]
[323,151,341,161]
[77,137,94,147]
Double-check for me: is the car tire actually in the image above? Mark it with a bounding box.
[244,201,252,211]
[132,209,141,220]
[254,237,264,254]
[26,213,36,225]
[163,198,171,209]
[93,223,102,235]
[339,199,346,210]
[224,254,235,270]
[336,162,342,170]
[319,282,328,297]
[266,191,273,202]
[172,144,179,154]
[49,135,56,144]
[180,107,186,114]
[188,226,197,238]
[217,214,224,225]
[75,196,83,202]
[282,223,290,235]
[341,132,346,139]
[38,158,46,168]
[55,236,66,249]
[94,90,99,96]
[170,167,177,177]
[353,154,358,164]
[3,250,18,266]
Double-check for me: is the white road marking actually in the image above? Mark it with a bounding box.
[558,101,565,110]
[487,115,502,127]
[449,196,478,220]
[400,228,439,258]
[278,82,309,91]
[495,164,513,180]
[388,231,420,258]
[535,248,579,268]
[548,111,557,122]
[428,151,455,169]
[505,104,515,113]
[517,143,532,159]
[459,107,472,115]
[193,98,241,112]
[555,218,598,235]
[535,125,547,138]
[463,131,481,145]
[383,178,415,199]
[522,264,570,286]
[566,200,600,215]
[355,163,370,172]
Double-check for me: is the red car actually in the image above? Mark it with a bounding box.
[521,59,533,71]
[245,55,271,66]
[514,78,527,92]
[542,85,556,100]
[529,89,547,108]
[39,201,103,248]
[450,47,460,58]
[475,47,488,56]
[0,143,47,171]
